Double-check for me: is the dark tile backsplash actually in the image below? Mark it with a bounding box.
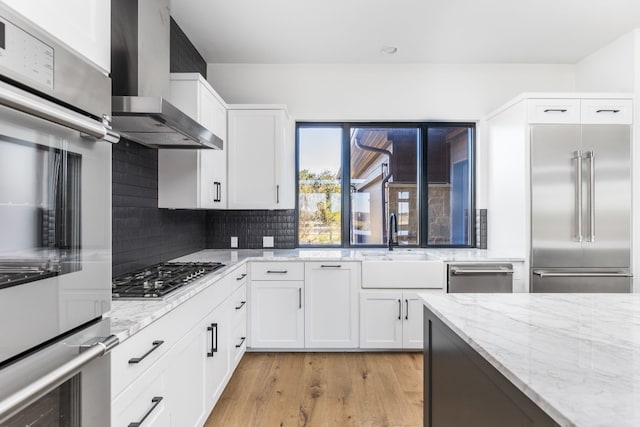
[112,140,297,275]
[206,210,296,249]
[170,17,207,78]
[112,139,206,276]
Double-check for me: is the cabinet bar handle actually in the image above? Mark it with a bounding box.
[405,299,409,320]
[266,270,288,274]
[320,264,341,268]
[236,273,247,281]
[235,337,246,348]
[596,109,620,113]
[128,340,164,364]
[299,288,302,309]
[235,301,246,310]
[207,323,218,357]
[213,181,222,202]
[543,108,567,113]
[128,396,163,427]
[573,150,583,242]
[398,299,402,320]
[276,185,280,204]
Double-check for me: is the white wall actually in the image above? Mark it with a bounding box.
[207,63,575,121]
[575,31,636,92]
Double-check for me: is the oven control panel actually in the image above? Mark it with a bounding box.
[0,16,54,90]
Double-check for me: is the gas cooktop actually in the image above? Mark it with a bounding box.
[112,262,225,299]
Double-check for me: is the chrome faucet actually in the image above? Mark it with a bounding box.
[388,212,398,251]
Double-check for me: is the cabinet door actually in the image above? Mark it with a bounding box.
[166,321,207,427]
[251,281,304,348]
[199,87,228,209]
[402,292,424,349]
[360,291,403,349]
[228,110,283,209]
[204,302,231,411]
[304,262,359,348]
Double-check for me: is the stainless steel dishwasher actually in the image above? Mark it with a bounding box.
[447,263,514,293]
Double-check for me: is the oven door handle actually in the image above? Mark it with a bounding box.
[0,335,119,424]
[0,84,119,143]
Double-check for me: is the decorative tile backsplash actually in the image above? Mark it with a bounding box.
[206,210,296,249]
[112,139,207,276]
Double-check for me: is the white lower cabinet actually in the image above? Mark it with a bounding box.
[304,262,360,348]
[250,280,304,348]
[203,302,231,410]
[360,290,431,349]
[111,265,248,427]
[167,322,208,427]
[112,357,170,427]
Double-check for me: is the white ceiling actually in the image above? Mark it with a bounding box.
[170,0,640,64]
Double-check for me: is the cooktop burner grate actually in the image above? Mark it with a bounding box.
[112,262,225,299]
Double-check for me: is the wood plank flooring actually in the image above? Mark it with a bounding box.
[204,352,423,427]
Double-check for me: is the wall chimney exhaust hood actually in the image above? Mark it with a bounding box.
[110,0,222,149]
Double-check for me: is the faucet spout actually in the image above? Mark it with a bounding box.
[388,212,398,251]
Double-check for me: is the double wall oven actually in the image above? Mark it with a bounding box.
[0,5,119,426]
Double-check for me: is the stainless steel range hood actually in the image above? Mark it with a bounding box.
[110,0,222,149]
[112,96,222,149]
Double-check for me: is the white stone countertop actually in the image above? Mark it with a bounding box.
[107,248,523,343]
[419,293,640,427]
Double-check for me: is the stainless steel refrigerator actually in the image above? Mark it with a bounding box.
[530,125,632,292]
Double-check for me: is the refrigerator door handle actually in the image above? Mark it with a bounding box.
[585,150,595,242]
[532,270,631,278]
[573,150,583,242]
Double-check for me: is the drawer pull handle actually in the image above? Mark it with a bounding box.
[235,300,246,310]
[596,109,620,113]
[128,396,163,427]
[235,337,246,348]
[128,340,164,364]
[320,264,341,268]
[236,273,247,281]
[543,108,567,113]
[266,270,288,274]
[207,323,218,357]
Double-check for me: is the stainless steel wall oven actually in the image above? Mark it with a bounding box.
[0,5,119,426]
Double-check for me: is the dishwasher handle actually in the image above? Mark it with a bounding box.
[450,268,514,275]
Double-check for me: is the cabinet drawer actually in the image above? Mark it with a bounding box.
[581,99,633,124]
[111,312,179,397]
[231,321,247,368]
[231,284,247,324]
[527,99,580,124]
[112,357,169,427]
[251,262,304,281]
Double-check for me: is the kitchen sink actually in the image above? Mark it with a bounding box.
[359,250,445,289]
[358,250,439,261]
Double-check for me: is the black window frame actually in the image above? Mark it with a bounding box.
[296,122,476,249]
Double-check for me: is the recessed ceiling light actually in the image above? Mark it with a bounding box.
[381,46,398,55]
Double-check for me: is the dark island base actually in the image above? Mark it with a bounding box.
[423,306,560,427]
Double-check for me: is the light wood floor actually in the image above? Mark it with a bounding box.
[204,352,423,427]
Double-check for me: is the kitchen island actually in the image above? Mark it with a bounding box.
[420,293,640,427]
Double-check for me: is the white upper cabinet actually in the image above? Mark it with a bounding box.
[2,0,111,73]
[159,73,228,209]
[227,107,295,209]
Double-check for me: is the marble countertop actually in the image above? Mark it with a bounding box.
[419,293,640,427]
[107,248,523,343]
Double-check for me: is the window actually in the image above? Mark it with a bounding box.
[297,123,474,248]
[297,126,342,245]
